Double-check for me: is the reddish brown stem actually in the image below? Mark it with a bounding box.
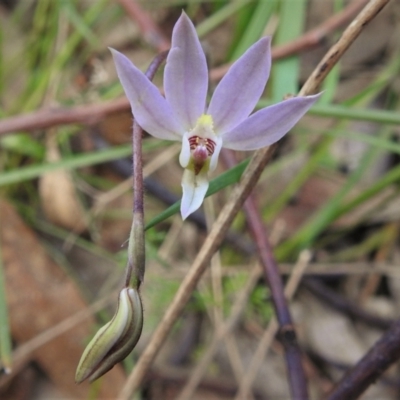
[124,50,169,288]
[245,197,308,400]
[221,149,308,400]
[0,98,129,137]
[326,318,400,400]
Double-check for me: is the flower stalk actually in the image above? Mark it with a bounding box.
[125,50,169,289]
[76,51,168,384]
[126,118,145,289]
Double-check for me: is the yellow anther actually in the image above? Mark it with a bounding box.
[196,114,213,128]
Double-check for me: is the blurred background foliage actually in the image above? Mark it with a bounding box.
[1,0,400,399]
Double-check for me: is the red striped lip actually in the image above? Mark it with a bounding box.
[188,136,216,156]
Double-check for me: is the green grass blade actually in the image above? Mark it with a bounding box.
[0,145,132,187]
[61,1,101,49]
[196,0,252,38]
[145,158,249,230]
[276,126,393,259]
[308,104,400,125]
[230,0,277,60]
[257,99,400,125]
[264,136,334,220]
[271,0,306,101]
[0,240,12,373]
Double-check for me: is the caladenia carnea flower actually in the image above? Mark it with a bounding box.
[75,287,143,383]
[111,12,320,220]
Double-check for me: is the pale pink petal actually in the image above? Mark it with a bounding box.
[179,132,191,168]
[207,37,271,134]
[111,49,183,140]
[221,94,320,150]
[181,168,209,220]
[209,137,223,172]
[165,12,208,130]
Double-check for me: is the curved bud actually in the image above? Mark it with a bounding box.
[75,287,143,383]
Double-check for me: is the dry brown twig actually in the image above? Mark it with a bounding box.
[234,251,312,400]
[118,0,391,398]
[327,317,400,400]
[0,97,129,137]
[176,250,311,400]
[177,262,262,400]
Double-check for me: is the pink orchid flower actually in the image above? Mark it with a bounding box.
[112,12,319,219]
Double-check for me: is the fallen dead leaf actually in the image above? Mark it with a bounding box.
[0,198,125,398]
[39,135,87,233]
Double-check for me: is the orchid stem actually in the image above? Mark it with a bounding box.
[244,196,308,400]
[125,50,169,289]
[222,149,308,399]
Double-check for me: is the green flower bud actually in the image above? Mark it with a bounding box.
[75,287,143,383]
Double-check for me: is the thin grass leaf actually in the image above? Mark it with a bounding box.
[319,0,344,105]
[257,99,400,125]
[61,1,101,49]
[0,241,12,373]
[230,0,277,60]
[338,166,400,222]
[0,145,132,187]
[0,21,3,96]
[263,136,334,221]
[316,128,400,156]
[23,0,108,111]
[145,158,249,230]
[271,0,306,101]
[343,54,400,107]
[226,1,256,60]
[307,104,400,125]
[196,0,252,38]
[276,125,394,259]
